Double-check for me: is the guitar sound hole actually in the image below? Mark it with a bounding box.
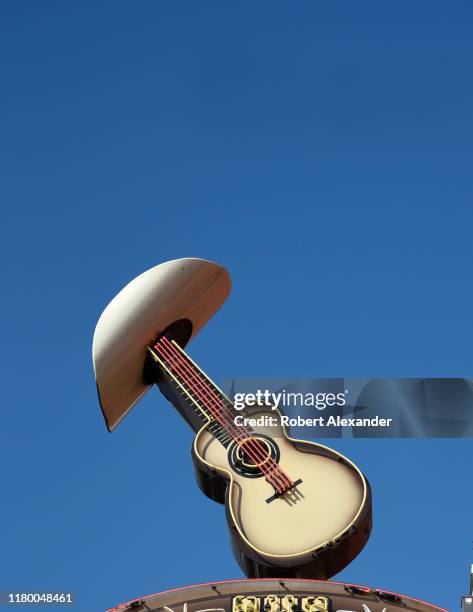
[228,434,280,478]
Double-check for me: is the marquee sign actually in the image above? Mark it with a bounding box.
[105,579,446,612]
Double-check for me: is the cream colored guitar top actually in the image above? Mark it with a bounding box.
[195,419,366,560]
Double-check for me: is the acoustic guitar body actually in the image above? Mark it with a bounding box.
[192,410,372,579]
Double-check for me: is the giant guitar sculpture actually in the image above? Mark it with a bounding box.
[93,258,372,579]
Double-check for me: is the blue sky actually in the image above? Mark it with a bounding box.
[1,2,472,610]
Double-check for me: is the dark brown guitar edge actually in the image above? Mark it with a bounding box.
[191,443,373,580]
[191,443,227,504]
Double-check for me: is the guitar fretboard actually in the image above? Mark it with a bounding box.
[148,336,243,448]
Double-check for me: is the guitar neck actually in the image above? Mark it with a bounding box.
[148,336,237,445]
[149,335,294,496]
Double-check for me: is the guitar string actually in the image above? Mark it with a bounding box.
[154,339,286,492]
[157,336,293,489]
[160,336,294,492]
[156,337,293,492]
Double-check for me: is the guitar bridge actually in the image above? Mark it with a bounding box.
[265,478,303,504]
